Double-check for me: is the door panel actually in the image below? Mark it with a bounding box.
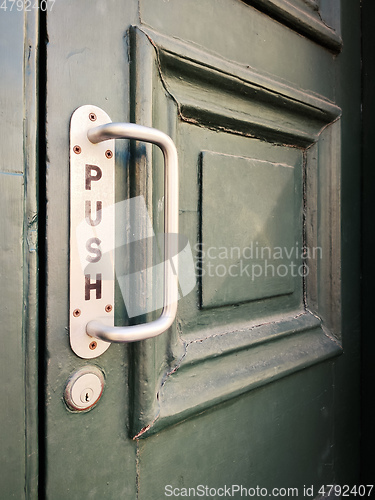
[41,0,361,498]
[127,24,341,438]
[200,151,297,307]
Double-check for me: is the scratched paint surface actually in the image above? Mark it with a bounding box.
[0,8,27,500]
[38,0,362,498]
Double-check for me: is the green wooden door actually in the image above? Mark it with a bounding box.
[1,0,363,498]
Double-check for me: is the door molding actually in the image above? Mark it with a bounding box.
[128,26,342,438]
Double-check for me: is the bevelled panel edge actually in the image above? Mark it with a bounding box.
[134,26,341,146]
[135,317,342,437]
[179,312,321,367]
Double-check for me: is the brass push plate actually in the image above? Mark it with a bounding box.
[70,105,115,358]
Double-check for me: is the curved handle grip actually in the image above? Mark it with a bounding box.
[86,123,179,342]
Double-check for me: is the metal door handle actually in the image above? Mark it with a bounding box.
[70,106,178,358]
[86,122,179,342]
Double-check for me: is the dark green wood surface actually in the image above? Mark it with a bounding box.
[43,2,139,498]
[0,0,362,497]
[43,0,361,497]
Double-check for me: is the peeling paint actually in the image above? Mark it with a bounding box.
[133,414,160,440]
[27,213,38,252]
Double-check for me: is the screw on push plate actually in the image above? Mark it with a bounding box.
[73,145,81,154]
[89,341,97,350]
[105,304,113,313]
[73,309,81,317]
[105,150,113,159]
[89,113,97,121]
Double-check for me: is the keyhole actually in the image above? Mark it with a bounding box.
[79,387,94,405]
